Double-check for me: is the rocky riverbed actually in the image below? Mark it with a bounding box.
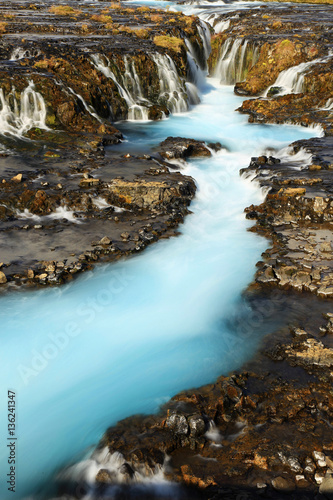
[56,3,333,500]
[0,0,211,288]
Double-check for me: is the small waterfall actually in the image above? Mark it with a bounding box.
[185,38,206,91]
[91,54,149,121]
[266,60,313,96]
[57,447,179,499]
[205,421,222,444]
[92,52,195,118]
[67,87,102,123]
[214,38,258,85]
[0,81,47,136]
[151,53,189,113]
[123,56,151,120]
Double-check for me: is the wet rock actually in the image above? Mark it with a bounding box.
[119,462,135,478]
[120,232,130,241]
[80,178,100,187]
[285,338,333,369]
[267,86,283,97]
[11,173,23,182]
[99,236,111,245]
[107,177,195,210]
[95,469,115,483]
[165,411,189,436]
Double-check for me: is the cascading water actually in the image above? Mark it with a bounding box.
[197,20,211,61]
[213,18,230,33]
[214,38,259,84]
[185,38,206,91]
[0,81,47,136]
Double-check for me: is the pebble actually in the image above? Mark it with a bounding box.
[313,451,325,462]
[315,472,325,484]
[11,173,22,182]
[34,224,42,229]
[99,236,111,245]
[27,270,34,279]
[256,482,267,490]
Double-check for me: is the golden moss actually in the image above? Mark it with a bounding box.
[49,5,82,15]
[135,28,150,39]
[153,35,184,53]
[110,2,122,9]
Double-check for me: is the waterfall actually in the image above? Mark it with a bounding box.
[67,87,102,123]
[214,18,230,33]
[266,52,333,97]
[0,81,47,136]
[57,447,178,498]
[214,38,258,85]
[151,53,189,113]
[266,60,314,96]
[185,82,201,105]
[91,54,150,121]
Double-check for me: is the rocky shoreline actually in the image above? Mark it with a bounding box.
[0,1,332,499]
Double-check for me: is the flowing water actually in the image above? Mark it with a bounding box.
[0,1,322,499]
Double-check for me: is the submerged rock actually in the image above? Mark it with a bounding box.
[158,137,221,160]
